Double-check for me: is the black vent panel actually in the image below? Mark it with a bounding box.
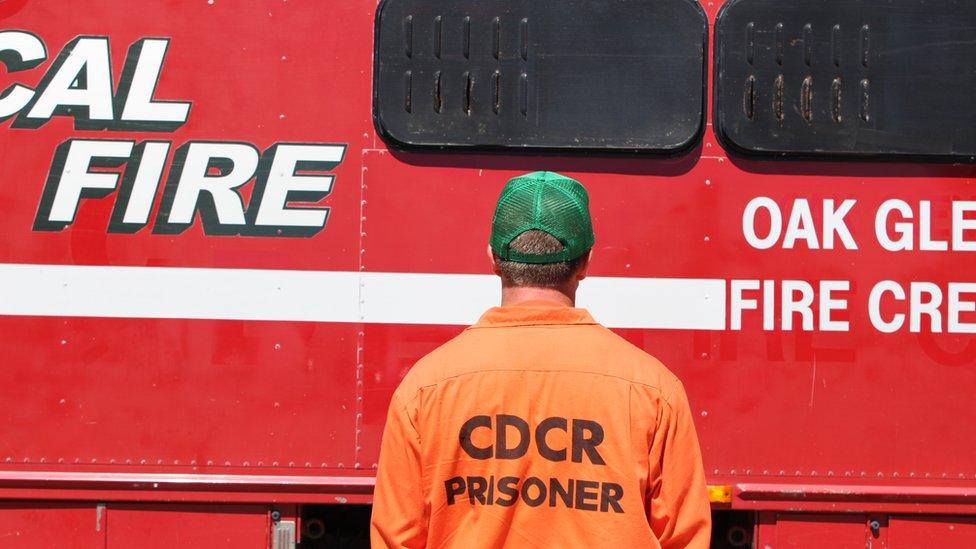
[714,0,976,160]
[373,0,707,154]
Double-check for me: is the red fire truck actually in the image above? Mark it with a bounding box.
[1,0,974,546]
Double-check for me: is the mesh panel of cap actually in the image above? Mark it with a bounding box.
[489,171,595,264]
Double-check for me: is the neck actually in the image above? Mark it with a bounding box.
[500,285,576,307]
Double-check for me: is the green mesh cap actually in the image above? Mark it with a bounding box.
[489,171,595,264]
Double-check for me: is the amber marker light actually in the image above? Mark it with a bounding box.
[708,484,733,504]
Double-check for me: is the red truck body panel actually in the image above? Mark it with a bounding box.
[0,0,973,546]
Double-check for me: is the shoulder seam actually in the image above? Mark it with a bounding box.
[410,368,676,408]
[392,390,423,440]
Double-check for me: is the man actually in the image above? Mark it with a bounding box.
[371,171,711,548]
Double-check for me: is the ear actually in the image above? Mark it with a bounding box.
[575,249,593,281]
[487,244,502,276]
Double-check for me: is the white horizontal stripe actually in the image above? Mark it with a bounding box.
[0,264,363,323]
[581,277,726,330]
[361,272,498,325]
[0,264,725,330]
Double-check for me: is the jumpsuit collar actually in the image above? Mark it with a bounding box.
[470,299,597,329]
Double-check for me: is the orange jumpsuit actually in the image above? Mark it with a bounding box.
[371,300,711,548]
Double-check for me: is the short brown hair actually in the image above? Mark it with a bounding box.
[496,230,585,288]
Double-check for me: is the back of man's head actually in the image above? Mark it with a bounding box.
[496,230,586,287]
[488,171,595,290]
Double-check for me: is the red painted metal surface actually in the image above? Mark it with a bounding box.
[755,513,873,549]
[0,503,104,548]
[0,0,973,545]
[755,513,976,548]
[735,483,976,514]
[104,504,269,549]
[0,502,273,548]
[0,471,374,504]
[888,515,976,548]
[0,0,368,484]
